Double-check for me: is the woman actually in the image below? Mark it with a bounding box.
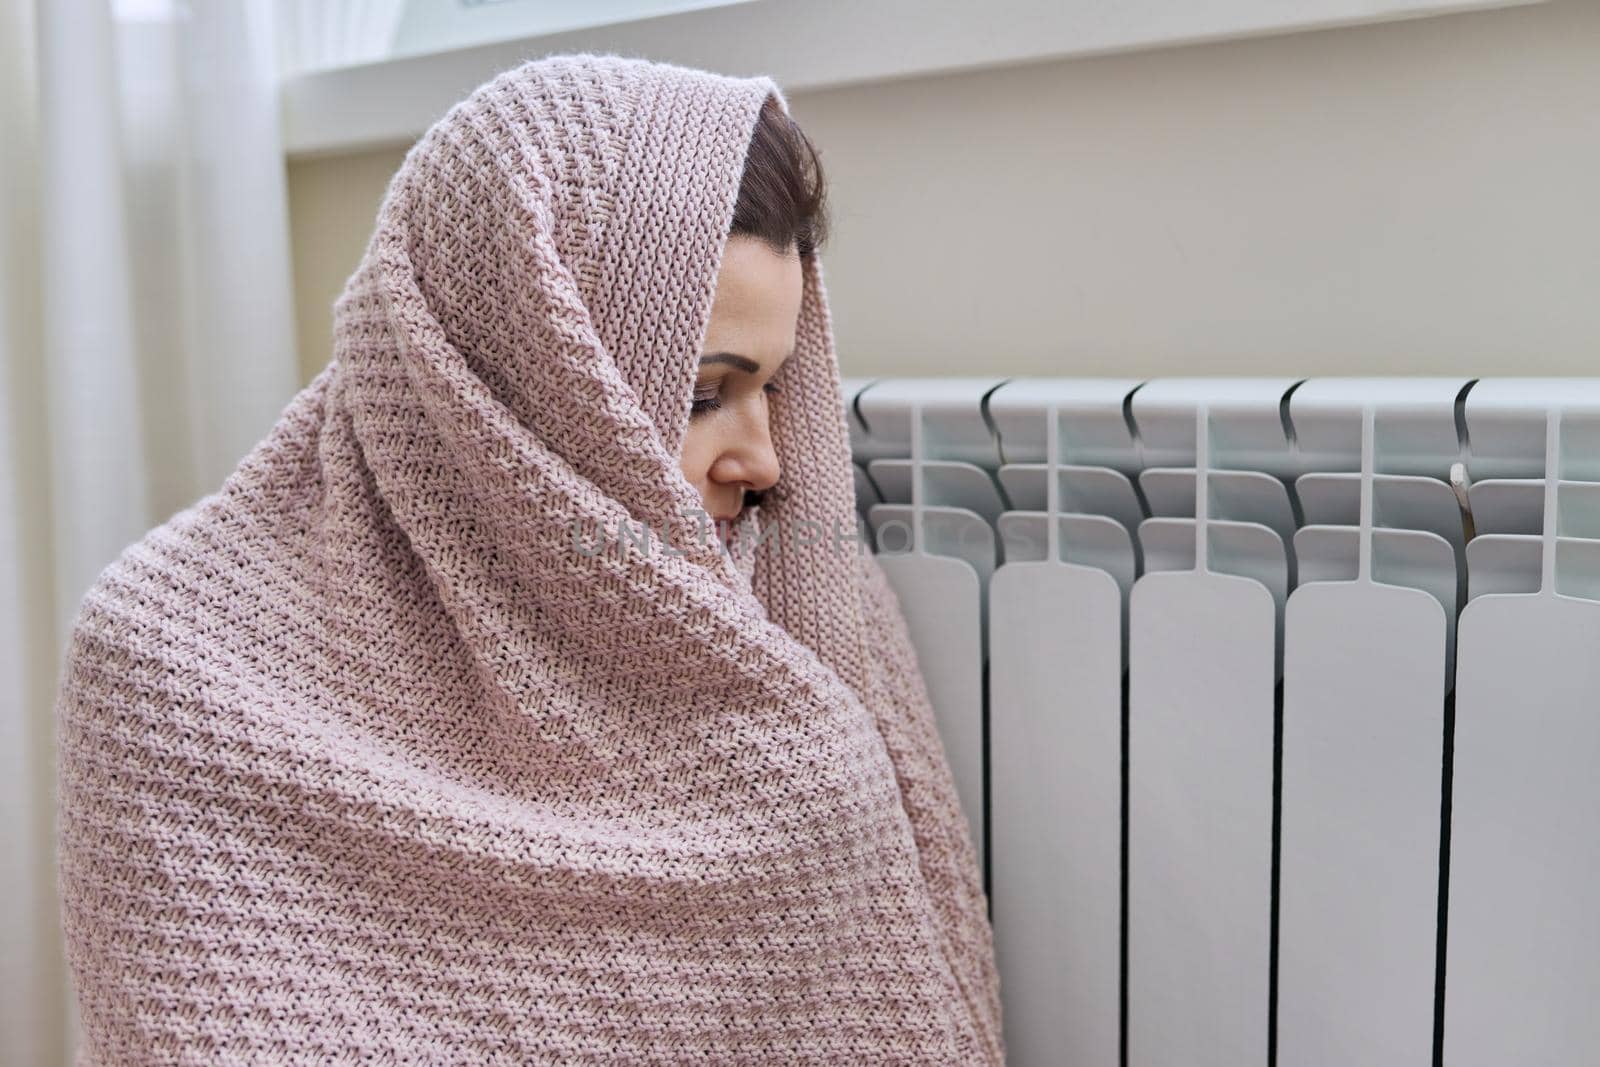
[56,53,1003,1064]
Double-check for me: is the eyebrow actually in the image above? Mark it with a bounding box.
[698,352,761,373]
[698,348,796,374]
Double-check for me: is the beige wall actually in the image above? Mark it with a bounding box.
[288,0,1600,388]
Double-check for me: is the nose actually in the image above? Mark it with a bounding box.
[709,408,781,495]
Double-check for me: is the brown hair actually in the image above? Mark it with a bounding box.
[730,94,829,258]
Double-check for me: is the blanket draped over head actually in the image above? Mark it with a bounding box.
[55,52,1003,1064]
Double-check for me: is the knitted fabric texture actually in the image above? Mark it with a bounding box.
[55,52,1003,1065]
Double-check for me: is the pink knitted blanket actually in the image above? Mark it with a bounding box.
[55,53,1003,1064]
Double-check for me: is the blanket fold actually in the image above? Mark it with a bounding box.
[56,52,1003,1065]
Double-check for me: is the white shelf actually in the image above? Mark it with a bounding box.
[279,0,1545,158]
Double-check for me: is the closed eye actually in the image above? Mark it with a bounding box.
[690,379,781,417]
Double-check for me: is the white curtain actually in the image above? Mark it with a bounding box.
[0,1,300,1062]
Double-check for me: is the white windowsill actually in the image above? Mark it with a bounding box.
[279,0,1545,160]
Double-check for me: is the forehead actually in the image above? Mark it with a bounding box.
[705,237,803,338]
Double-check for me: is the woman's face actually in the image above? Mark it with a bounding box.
[680,234,801,545]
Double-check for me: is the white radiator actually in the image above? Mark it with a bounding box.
[844,376,1600,1067]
